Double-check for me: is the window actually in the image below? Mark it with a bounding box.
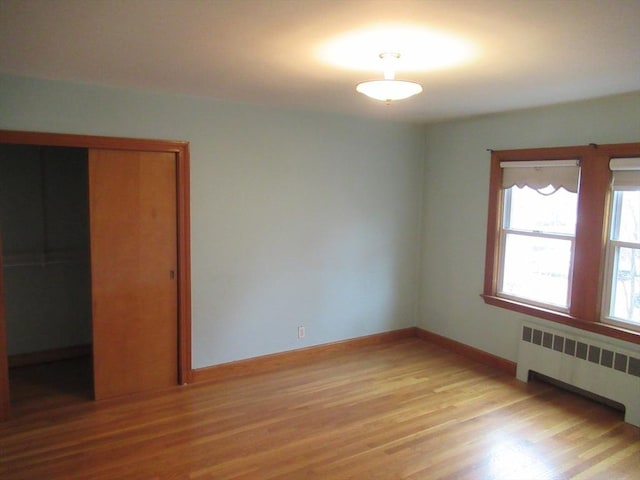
[498,160,579,310]
[483,144,640,345]
[602,158,640,330]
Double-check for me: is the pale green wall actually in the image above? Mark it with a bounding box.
[0,74,425,368]
[420,92,640,361]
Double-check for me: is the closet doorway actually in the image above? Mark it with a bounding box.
[0,131,192,421]
[0,144,93,414]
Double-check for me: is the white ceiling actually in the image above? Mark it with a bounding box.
[2,0,640,123]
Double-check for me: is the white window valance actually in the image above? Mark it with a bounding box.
[500,159,580,193]
[610,157,640,190]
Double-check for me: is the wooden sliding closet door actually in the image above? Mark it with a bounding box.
[89,150,178,400]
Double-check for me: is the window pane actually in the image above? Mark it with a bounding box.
[609,246,640,326]
[612,191,640,243]
[504,186,577,235]
[501,233,572,308]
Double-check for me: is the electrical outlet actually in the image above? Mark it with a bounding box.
[298,326,305,339]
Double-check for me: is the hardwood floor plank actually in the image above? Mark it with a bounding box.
[1,338,638,479]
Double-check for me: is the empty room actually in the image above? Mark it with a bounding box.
[0,1,639,479]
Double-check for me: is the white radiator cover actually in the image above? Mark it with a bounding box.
[517,322,640,427]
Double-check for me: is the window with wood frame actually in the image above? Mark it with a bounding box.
[482,143,640,345]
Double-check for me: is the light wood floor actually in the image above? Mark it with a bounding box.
[1,338,639,479]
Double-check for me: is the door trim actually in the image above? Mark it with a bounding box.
[0,130,192,420]
[0,234,9,421]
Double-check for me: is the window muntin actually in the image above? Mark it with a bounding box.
[498,185,577,309]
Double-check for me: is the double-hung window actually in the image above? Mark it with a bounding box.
[483,144,640,345]
[498,160,579,310]
[603,158,640,331]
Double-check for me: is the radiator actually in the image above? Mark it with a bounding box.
[517,322,640,427]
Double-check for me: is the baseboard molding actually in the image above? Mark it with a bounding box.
[415,328,517,376]
[8,344,92,368]
[191,327,417,384]
[191,326,516,384]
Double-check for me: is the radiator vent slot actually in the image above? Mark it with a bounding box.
[517,323,640,427]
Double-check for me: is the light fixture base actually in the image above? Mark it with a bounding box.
[379,52,400,60]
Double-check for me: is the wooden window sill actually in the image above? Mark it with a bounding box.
[481,294,640,345]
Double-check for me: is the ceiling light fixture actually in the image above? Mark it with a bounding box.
[356,52,423,103]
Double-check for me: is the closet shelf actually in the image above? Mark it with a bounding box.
[2,250,89,268]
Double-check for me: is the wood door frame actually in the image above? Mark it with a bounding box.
[0,233,9,421]
[0,130,192,420]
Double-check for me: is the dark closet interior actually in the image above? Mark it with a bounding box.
[0,144,93,413]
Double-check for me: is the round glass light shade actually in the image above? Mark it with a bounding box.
[356,79,423,102]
